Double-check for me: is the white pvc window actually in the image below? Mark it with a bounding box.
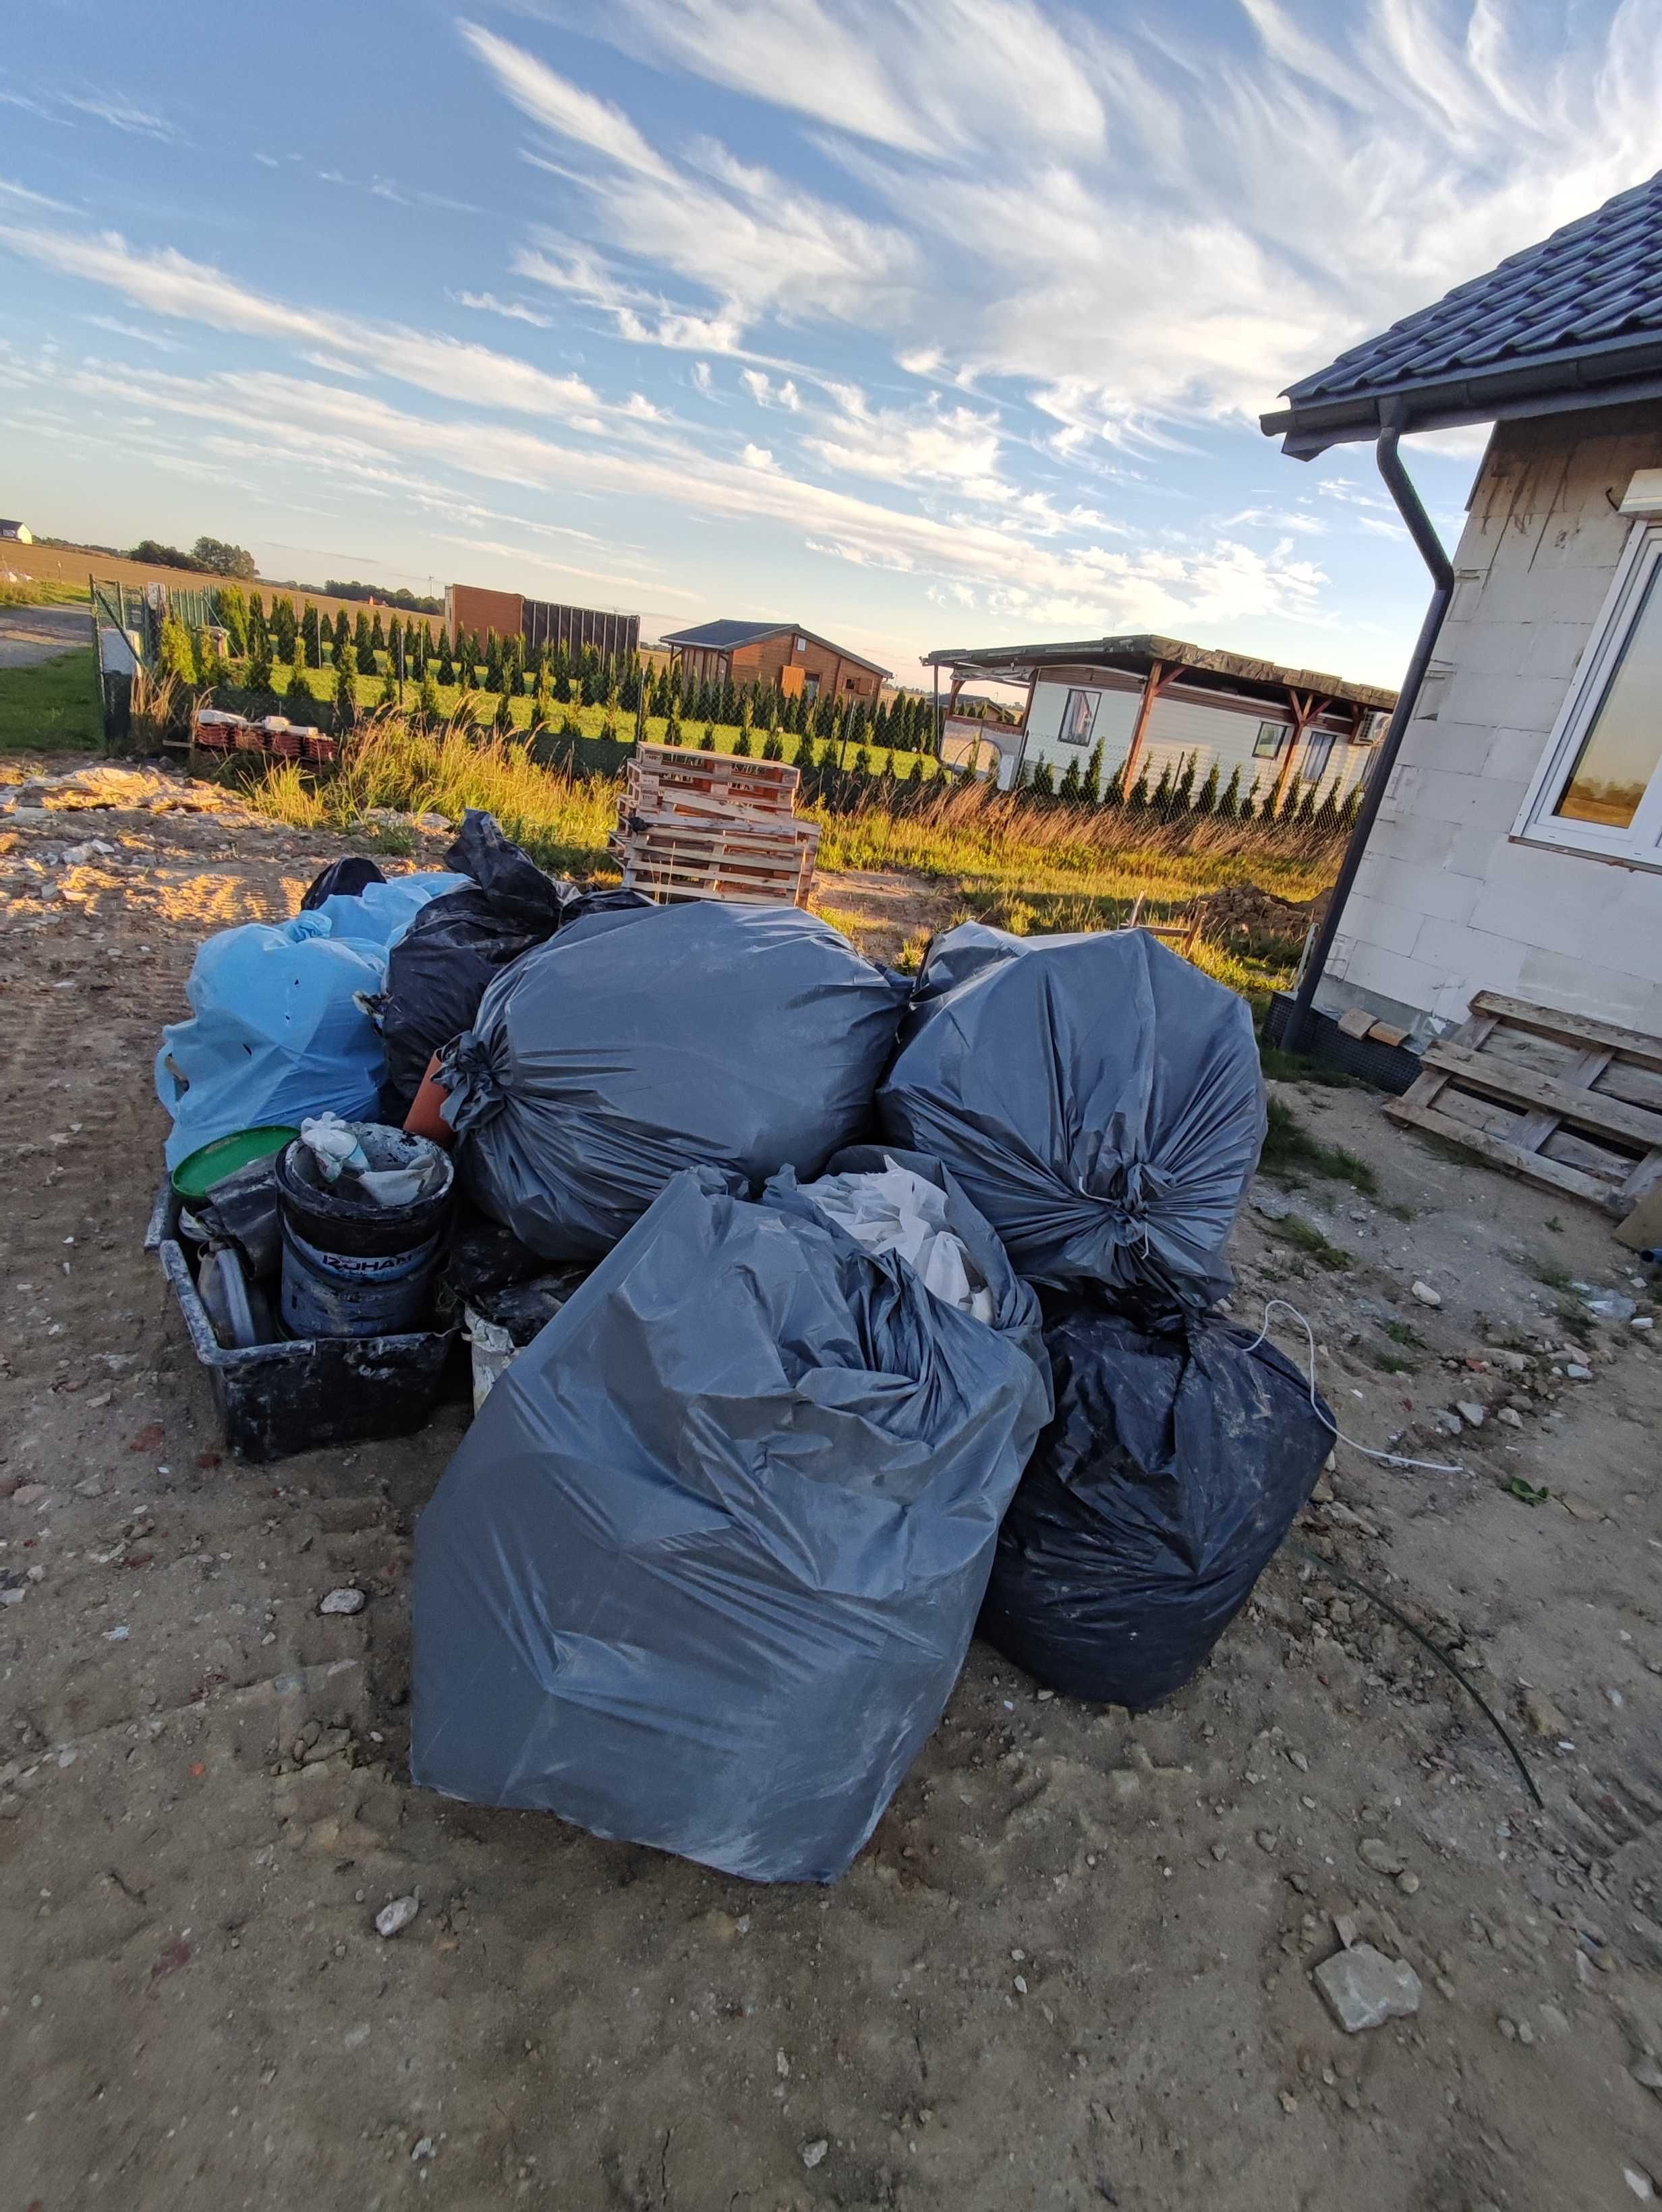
[1518,521,1662,864]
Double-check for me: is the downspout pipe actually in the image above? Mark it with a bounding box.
[1280,417,1455,1055]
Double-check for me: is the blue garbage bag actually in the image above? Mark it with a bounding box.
[155,913,389,1169]
[410,1162,1052,1882]
[304,871,469,949]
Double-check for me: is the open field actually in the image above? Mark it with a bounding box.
[1,752,1659,2212]
[6,544,445,639]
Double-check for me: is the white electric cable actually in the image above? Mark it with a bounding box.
[1242,1296,1467,1476]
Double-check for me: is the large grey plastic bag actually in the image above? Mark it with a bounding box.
[440,899,912,1261]
[409,1162,1052,1883]
[878,925,1265,1310]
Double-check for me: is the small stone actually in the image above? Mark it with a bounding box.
[1358,1836,1406,1875]
[1411,1281,1442,1308]
[374,1894,420,1938]
[1497,1407,1524,1429]
[411,2137,436,2163]
[1210,1841,1228,1863]
[1333,1913,1359,1950]
[1497,2016,1517,2041]
[1516,2020,1536,2047]
[319,1588,366,1616]
[1537,2004,1570,2040]
[1251,1188,1294,1221]
[1630,2057,1662,2093]
[1566,1362,1593,1381]
[1560,1492,1603,1522]
[1625,2168,1654,2201]
[1313,1944,1422,2033]
[12,1483,48,1507]
[74,1476,105,1498]
[1397,1871,1421,1896]
[1456,1401,1485,1428]
[801,2138,829,2170]
[1255,1828,1279,1853]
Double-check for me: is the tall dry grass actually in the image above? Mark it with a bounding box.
[248,710,1343,1001]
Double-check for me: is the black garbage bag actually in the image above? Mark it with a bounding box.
[978,1302,1331,1709]
[377,811,563,1121]
[410,1162,1052,1882]
[440,900,913,1262]
[877,924,1266,1312]
[300,854,385,910]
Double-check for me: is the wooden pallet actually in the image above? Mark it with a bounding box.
[612,807,820,909]
[628,742,798,818]
[1383,989,1662,1216]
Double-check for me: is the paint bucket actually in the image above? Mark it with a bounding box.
[275,1123,453,1339]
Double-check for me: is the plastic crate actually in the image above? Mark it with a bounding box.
[146,1184,461,1462]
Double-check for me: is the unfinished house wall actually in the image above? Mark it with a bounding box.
[1317,399,1662,1040]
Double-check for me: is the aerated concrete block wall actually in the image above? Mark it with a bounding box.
[1317,399,1662,1041]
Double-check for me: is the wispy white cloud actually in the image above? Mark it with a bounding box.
[454,289,554,328]
[459,21,674,179]
[59,88,179,141]
[81,313,178,351]
[0,175,74,212]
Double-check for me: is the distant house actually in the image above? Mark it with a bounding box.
[1261,165,1662,1053]
[0,520,33,545]
[660,620,889,704]
[922,633,1393,798]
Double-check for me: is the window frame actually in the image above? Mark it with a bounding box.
[1300,729,1336,785]
[1057,687,1099,747]
[1516,519,1662,866]
[1252,720,1288,759]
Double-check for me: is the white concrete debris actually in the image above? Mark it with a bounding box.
[375,1894,420,1938]
[1313,1944,1423,2033]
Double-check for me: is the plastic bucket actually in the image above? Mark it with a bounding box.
[275,1124,453,1339]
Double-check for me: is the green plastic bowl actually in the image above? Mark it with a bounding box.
[171,1125,299,1202]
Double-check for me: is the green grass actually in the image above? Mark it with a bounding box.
[0,647,103,754]
[1373,1349,1418,1374]
[1257,1043,1362,1087]
[0,580,90,609]
[1267,1214,1352,1271]
[1385,1319,1423,1347]
[1259,1096,1381,1196]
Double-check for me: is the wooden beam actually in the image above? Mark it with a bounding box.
[1468,991,1662,1073]
[1419,1039,1662,1151]
[1118,659,1180,797]
[1271,687,1324,815]
[1383,1095,1618,1206]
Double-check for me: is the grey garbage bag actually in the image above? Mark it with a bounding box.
[877,924,1265,1310]
[440,900,913,1262]
[376,809,649,1121]
[409,1162,1052,1882]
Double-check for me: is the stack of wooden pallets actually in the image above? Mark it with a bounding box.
[610,742,820,908]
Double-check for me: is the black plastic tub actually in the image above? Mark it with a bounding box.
[147,1184,461,1463]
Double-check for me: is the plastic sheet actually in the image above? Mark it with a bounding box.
[410,1162,1051,1882]
[878,925,1266,1312]
[306,871,471,950]
[155,914,389,1170]
[978,1300,1331,1710]
[442,900,913,1262]
[802,1155,995,1322]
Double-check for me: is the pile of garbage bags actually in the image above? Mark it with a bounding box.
[156,816,1327,1883]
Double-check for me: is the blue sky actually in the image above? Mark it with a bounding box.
[1,1,1657,689]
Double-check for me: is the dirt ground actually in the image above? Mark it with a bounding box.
[2,757,1660,2212]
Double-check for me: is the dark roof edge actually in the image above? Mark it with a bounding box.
[922,633,1395,709]
[1263,348,1662,459]
[659,619,890,677]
